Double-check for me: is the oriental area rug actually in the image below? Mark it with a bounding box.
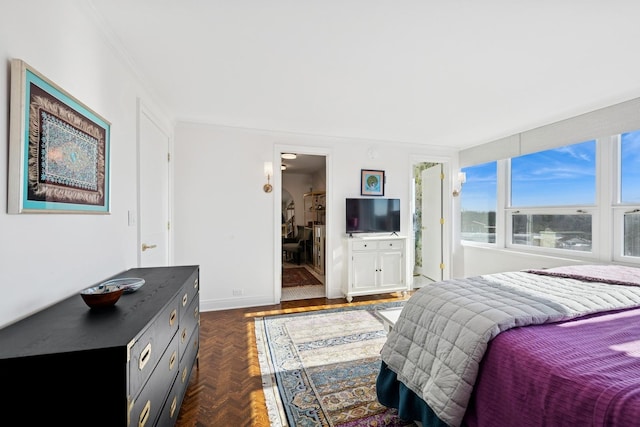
[282,267,323,287]
[255,301,416,426]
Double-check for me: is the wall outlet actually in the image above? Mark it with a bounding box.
[232,289,243,296]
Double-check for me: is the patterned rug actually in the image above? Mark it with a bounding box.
[282,267,322,287]
[255,301,416,426]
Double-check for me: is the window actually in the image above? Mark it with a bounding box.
[460,161,497,243]
[621,130,640,204]
[620,130,640,257]
[511,140,596,207]
[458,98,640,265]
[511,212,592,252]
[623,213,640,257]
[509,140,595,253]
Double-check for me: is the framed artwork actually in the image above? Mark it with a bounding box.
[360,169,385,196]
[8,59,111,214]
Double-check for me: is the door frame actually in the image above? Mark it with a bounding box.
[272,144,332,303]
[136,99,174,266]
[409,155,453,288]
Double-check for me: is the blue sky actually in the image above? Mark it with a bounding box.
[461,162,497,212]
[511,140,596,207]
[621,130,640,203]
[461,132,640,212]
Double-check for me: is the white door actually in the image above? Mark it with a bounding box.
[421,165,443,282]
[139,109,170,267]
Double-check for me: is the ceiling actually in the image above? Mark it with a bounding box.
[280,153,325,174]
[87,1,640,151]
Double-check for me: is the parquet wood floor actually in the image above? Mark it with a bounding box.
[175,292,411,426]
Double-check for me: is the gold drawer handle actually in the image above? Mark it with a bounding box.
[139,343,152,371]
[139,400,151,427]
[182,366,188,383]
[127,398,135,426]
[182,293,188,307]
[169,309,177,327]
[181,328,187,343]
[194,278,199,289]
[193,306,199,319]
[169,350,177,371]
[169,395,178,418]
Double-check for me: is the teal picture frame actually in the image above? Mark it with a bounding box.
[361,169,385,196]
[8,59,111,214]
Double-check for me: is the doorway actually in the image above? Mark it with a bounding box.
[279,153,327,301]
[412,161,450,287]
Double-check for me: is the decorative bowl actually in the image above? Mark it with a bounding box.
[101,277,146,294]
[80,283,124,309]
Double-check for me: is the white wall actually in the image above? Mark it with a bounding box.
[172,122,455,310]
[0,1,167,328]
[462,245,588,277]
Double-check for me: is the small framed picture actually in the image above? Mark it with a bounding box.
[360,169,385,196]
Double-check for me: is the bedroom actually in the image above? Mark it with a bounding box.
[1,0,640,425]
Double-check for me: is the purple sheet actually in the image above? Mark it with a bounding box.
[465,307,640,426]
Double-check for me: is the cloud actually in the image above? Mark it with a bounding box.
[553,145,592,162]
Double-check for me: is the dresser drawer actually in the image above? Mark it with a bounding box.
[158,331,197,427]
[379,239,404,250]
[179,271,199,322]
[156,327,199,427]
[352,240,377,251]
[181,321,199,371]
[128,332,179,427]
[156,371,182,427]
[179,293,199,359]
[128,292,181,397]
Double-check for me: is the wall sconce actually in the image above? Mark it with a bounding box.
[281,164,287,171]
[263,161,273,193]
[452,171,466,197]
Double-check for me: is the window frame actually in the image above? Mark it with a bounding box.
[459,161,499,247]
[504,139,600,258]
[505,206,600,259]
[612,206,640,262]
[461,133,640,265]
[612,133,640,262]
[458,97,640,265]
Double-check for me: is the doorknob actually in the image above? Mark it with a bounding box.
[142,243,157,252]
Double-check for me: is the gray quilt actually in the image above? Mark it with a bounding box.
[380,271,640,427]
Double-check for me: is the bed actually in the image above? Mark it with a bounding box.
[377,265,640,427]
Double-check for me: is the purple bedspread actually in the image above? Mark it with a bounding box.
[465,307,640,426]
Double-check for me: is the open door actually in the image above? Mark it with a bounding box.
[421,164,443,282]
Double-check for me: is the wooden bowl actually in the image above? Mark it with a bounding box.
[80,283,124,309]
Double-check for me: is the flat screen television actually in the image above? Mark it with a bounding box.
[346,198,400,234]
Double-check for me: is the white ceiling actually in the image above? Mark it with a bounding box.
[281,154,325,174]
[87,1,640,150]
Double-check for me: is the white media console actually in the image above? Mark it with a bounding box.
[343,235,409,302]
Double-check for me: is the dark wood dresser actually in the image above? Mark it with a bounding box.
[0,265,200,427]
